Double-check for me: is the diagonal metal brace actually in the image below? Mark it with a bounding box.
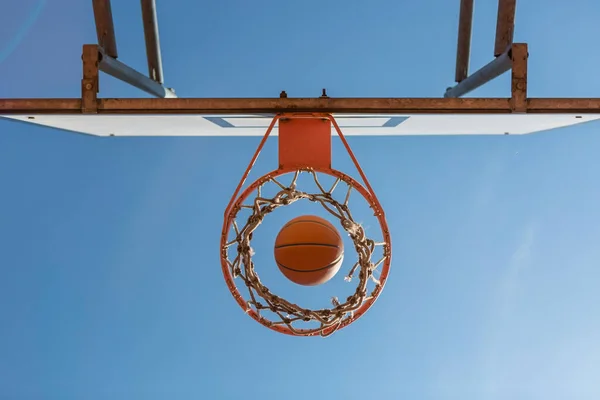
[97,47,176,98]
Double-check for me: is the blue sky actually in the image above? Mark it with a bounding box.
[1,0,600,399]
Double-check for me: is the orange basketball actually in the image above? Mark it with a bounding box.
[274,215,344,286]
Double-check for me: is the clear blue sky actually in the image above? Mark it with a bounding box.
[2,0,600,399]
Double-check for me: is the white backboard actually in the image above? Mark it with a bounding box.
[2,113,599,136]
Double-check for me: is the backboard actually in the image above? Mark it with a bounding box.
[2,113,599,136]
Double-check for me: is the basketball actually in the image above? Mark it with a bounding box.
[274,215,344,286]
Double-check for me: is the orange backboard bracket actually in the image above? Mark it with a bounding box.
[278,115,331,170]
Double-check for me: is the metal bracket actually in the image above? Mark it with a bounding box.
[81,44,99,114]
[510,43,528,112]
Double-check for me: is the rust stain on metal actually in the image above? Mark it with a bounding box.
[510,43,528,113]
[81,45,100,114]
[494,0,516,56]
[92,0,118,58]
[2,97,600,115]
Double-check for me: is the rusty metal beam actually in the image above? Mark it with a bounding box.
[141,0,164,83]
[1,97,600,115]
[97,97,514,114]
[495,0,516,56]
[455,0,474,82]
[81,45,100,113]
[0,98,508,114]
[510,43,528,112]
[92,0,118,58]
[0,99,82,113]
[527,99,600,113]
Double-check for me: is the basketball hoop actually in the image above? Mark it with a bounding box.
[220,114,392,336]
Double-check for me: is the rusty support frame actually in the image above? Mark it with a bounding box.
[510,43,527,112]
[91,1,172,97]
[140,0,164,83]
[79,45,176,99]
[81,45,99,113]
[92,0,118,58]
[495,0,516,57]
[455,0,474,82]
[447,0,519,97]
[2,97,600,115]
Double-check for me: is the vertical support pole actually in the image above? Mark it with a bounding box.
[494,0,516,56]
[455,0,474,82]
[81,45,99,114]
[141,0,164,83]
[92,0,118,58]
[510,43,528,112]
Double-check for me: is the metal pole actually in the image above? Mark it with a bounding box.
[444,47,513,98]
[98,50,176,98]
[455,0,474,82]
[92,0,118,58]
[494,0,516,56]
[140,0,164,83]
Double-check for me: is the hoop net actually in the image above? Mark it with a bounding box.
[220,114,392,337]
